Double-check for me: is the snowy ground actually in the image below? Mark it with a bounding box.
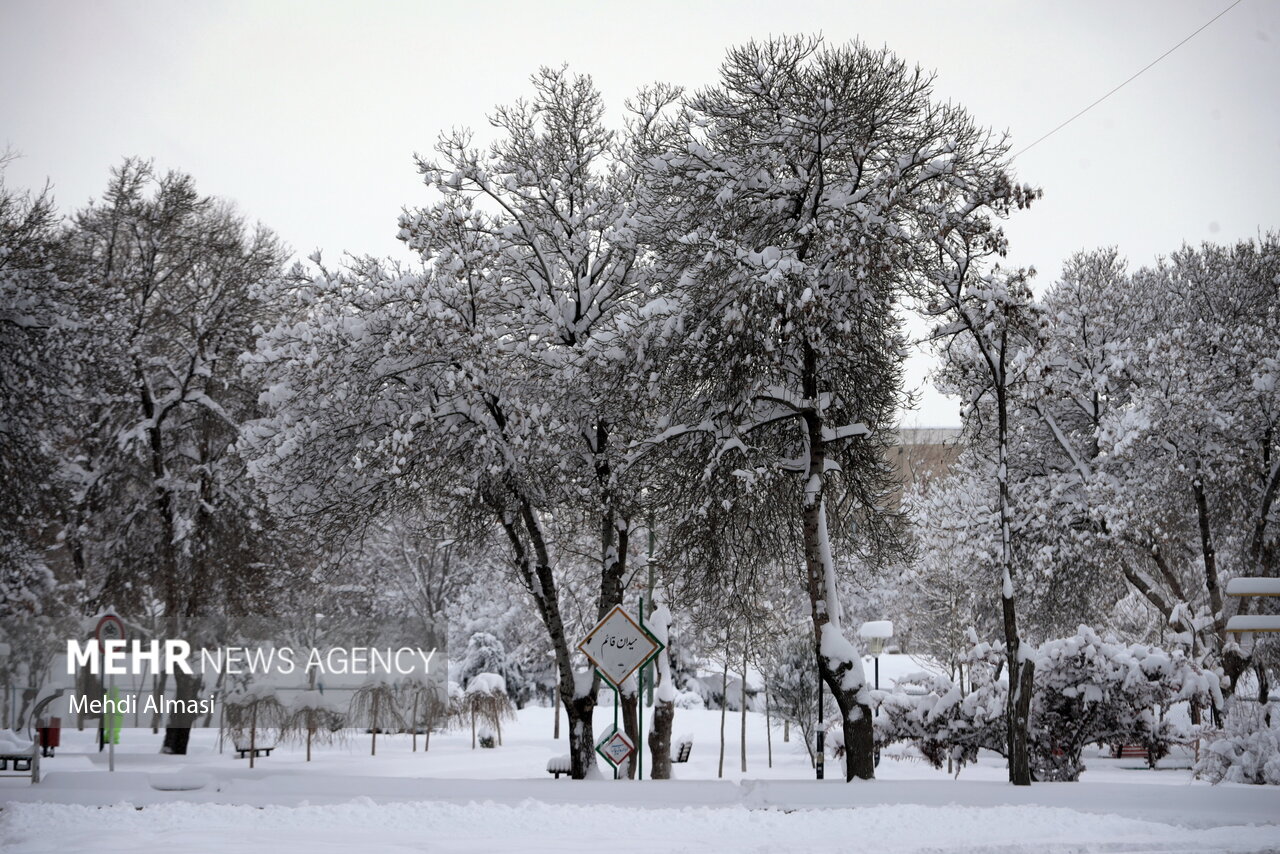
[3,685,1279,853]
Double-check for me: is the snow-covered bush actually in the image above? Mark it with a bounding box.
[1029,625,1217,780]
[463,672,514,748]
[457,632,505,684]
[1195,701,1280,785]
[874,666,1005,772]
[455,632,533,709]
[876,626,1220,780]
[674,690,707,710]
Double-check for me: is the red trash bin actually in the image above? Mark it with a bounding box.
[38,717,61,757]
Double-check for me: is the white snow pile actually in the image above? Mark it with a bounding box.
[464,672,506,696]
[858,620,894,639]
[0,730,36,754]
[1196,699,1280,785]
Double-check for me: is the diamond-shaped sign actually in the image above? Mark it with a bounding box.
[596,728,635,768]
[578,605,662,688]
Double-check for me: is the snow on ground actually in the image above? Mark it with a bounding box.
[3,676,1279,854]
[6,799,1279,854]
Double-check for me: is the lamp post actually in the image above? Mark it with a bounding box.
[858,621,894,768]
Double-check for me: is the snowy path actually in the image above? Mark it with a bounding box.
[3,799,1278,854]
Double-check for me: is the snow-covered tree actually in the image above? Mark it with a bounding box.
[54,159,293,752]
[897,463,1002,679]
[641,36,1031,779]
[926,260,1043,786]
[0,161,78,637]
[1010,239,1280,701]
[247,68,670,778]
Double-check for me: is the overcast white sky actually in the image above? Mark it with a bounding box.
[2,0,1277,425]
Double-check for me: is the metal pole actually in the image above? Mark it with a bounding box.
[874,655,880,768]
[107,672,115,772]
[645,523,656,706]
[638,598,644,781]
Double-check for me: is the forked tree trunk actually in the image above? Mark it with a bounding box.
[802,492,875,781]
[499,496,603,779]
[799,347,874,781]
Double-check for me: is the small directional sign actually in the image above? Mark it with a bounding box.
[577,605,662,689]
[595,727,635,769]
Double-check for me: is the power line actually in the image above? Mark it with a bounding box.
[1012,0,1245,160]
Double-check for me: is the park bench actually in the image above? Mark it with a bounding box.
[1113,744,1149,760]
[673,738,693,763]
[233,738,276,760]
[0,734,40,784]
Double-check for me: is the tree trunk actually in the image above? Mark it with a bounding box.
[798,344,875,781]
[498,497,599,778]
[647,602,676,780]
[996,378,1033,786]
[160,671,200,755]
[564,689,598,778]
[649,698,674,780]
[802,493,875,781]
[718,654,729,778]
[765,688,773,768]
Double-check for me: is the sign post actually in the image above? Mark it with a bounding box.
[95,613,125,772]
[577,605,664,780]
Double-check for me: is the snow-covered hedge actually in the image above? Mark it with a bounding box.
[875,625,1221,780]
[1195,701,1280,785]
